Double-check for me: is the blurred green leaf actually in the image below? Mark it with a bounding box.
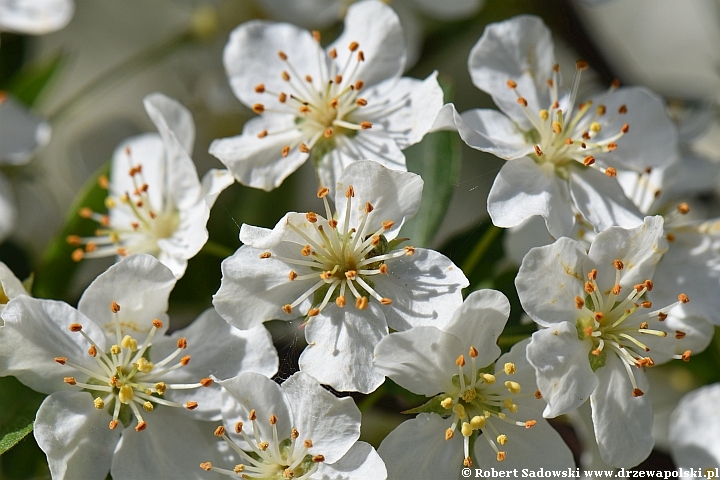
[0,376,45,455]
[4,52,64,107]
[399,130,462,247]
[33,163,110,301]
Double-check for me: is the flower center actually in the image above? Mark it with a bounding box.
[259,185,414,319]
[251,33,376,162]
[56,300,210,431]
[574,261,691,396]
[507,61,628,178]
[440,347,539,468]
[68,149,180,263]
[200,410,324,479]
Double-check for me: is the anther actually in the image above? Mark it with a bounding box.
[349,41,359,51]
[254,84,265,93]
[354,80,364,90]
[66,235,81,246]
[534,145,543,156]
[525,420,537,428]
[506,79,517,89]
[278,92,287,103]
[135,421,147,432]
[675,331,687,339]
[365,202,374,213]
[632,388,644,397]
[345,185,354,198]
[464,457,473,468]
[612,285,621,295]
[380,298,392,305]
[152,319,163,329]
[329,48,337,58]
[574,296,584,309]
[677,203,690,214]
[305,75,313,83]
[214,425,226,436]
[360,121,372,129]
[69,323,83,332]
[313,455,325,463]
[356,98,367,106]
[200,462,212,471]
[481,373,496,385]
[185,401,198,410]
[605,167,617,177]
[355,296,368,310]
[307,308,320,317]
[252,104,265,114]
[382,220,394,230]
[177,338,188,349]
[583,156,595,166]
[109,420,119,430]
[469,346,479,358]
[299,143,310,153]
[303,439,313,448]
[316,187,330,198]
[621,123,629,134]
[282,304,293,314]
[278,51,288,61]
[504,362,516,375]
[534,390,542,399]
[200,378,213,387]
[456,354,466,367]
[301,245,312,256]
[55,357,67,365]
[682,350,691,362]
[110,301,121,313]
[641,301,652,308]
[505,381,521,394]
[517,97,528,107]
[618,104,627,114]
[611,79,621,89]
[497,452,506,462]
[678,293,690,303]
[404,246,415,255]
[143,401,154,412]
[299,105,311,114]
[667,233,676,242]
[658,312,668,321]
[576,60,589,70]
[585,281,595,294]
[235,421,243,433]
[552,121,562,134]
[312,30,320,42]
[335,296,346,307]
[607,143,618,151]
[379,264,388,274]
[180,355,191,366]
[445,428,454,440]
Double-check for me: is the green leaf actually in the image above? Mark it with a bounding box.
[4,52,64,107]
[33,162,110,301]
[401,394,447,415]
[0,376,46,455]
[399,130,462,247]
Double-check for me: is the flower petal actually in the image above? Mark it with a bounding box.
[444,289,510,368]
[487,157,576,238]
[669,383,720,469]
[209,114,306,191]
[569,166,644,233]
[468,15,555,130]
[378,413,464,480]
[371,248,468,331]
[0,296,104,394]
[516,237,586,327]
[334,160,422,240]
[35,391,120,480]
[374,326,461,396]
[526,322,598,417]
[327,1,405,89]
[590,352,653,468]
[317,441,387,480]
[78,254,176,340]
[143,92,195,155]
[0,95,51,164]
[299,303,388,393]
[0,0,73,34]
[281,371,361,464]
[458,108,533,159]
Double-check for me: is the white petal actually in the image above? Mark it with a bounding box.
[590,353,653,468]
[334,160,422,240]
[458,108,533,159]
[526,323,598,417]
[34,391,119,480]
[219,372,292,445]
[495,339,545,410]
[281,371,361,464]
[378,413,464,480]
[223,20,327,110]
[487,157,576,238]
[371,248,468,331]
[111,407,216,480]
[374,326,461,396]
[209,114,307,191]
[586,216,667,294]
[444,289,509,368]
[0,296,104,394]
[0,261,26,304]
[328,1,405,89]
[516,237,587,327]
[591,87,678,171]
[0,0,73,34]
[639,312,713,365]
[149,308,279,421]
[78,254,176,340]
[213,243,314,329]
[0,95,51,164]
[110,134,167,217]
[474,405,575,470]
[360,73,444,149]
[503,215,555,266]
[669,383,720,469]
[569,166,644,233]
[299,303,388,393]
[317,441,387,480]
[468,15,555,130]
[318,132,407,193]
[143,92,195,154]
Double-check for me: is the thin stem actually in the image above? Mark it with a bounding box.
[460,225,501,278]
[201,240,235,259]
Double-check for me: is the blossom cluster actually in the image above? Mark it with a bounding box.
[1,0,720,478]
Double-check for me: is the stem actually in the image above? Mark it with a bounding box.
[358,383,386,413]
[460,225,501,278]
[201,240,235,259]
[47,30,195,124]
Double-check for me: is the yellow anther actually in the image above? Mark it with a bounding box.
[505,381,521,394]
[590,122,602,132]
[110,345,121,355]
[355,296,368,310]
[552,121,562,134]
[497,434,508,445]
[456,354,465,367]
[504,362,516,375]
[481,373,496,385]
[121,335,138,351]
[155,382,166,394]
[136,357,154,374]
[143,401,154,412]
[440,397,454,409]
[461,422,473,437]
[135,421,147,432]
[119,385,134,404]
[539,109,549,121]
[94,397,105,409]
[453,403,467,419]
[445,428,454,440]
[470,415,486,429]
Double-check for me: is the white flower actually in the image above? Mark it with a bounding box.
[203,371,387,479]
[669,383,720,470]
[374,290,575,479]
[0,254,278,480]
[253,0,484,67]
[213,160,468,393]
[0,93,51,242]
[209,0,443,192]
[0,0,73,34]
[0,261,26,321]
[436,15,677,238]
[516,216,713,468]
[68,93,234,278]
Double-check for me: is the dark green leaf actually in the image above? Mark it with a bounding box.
[4,52,64,107]
[399,130,462,247]
[401,394,447,415]
[33,162,110,301]
[0,376,45,455]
